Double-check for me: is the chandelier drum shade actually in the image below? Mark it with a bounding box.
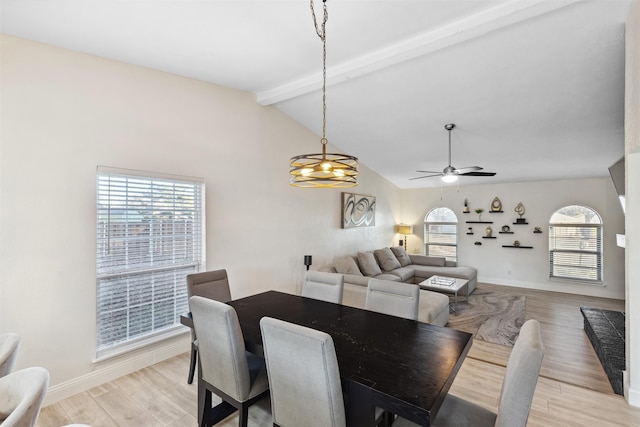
[290,0,359,188]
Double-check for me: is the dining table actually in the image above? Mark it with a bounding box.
[180,290,473,427]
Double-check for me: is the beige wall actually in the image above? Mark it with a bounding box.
[0,35,401,402]
[625,0,640,407]
[401,178,625,300]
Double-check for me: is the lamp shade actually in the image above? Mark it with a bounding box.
[397,224,413,235]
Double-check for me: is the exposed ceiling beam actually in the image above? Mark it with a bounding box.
[256,0,581,106]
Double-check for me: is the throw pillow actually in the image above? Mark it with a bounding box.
[374,248,401,272]
[334,256,363,276]
[391,246,411,267]
[357,251,382,276]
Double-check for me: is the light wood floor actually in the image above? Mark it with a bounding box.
[37,283,640,426]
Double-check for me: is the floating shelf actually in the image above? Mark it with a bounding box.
[534,230,543,234]
[502,245,533,249]
[489,210,503,213]
[466,232,474,235]
[482,236,497,239]
[499,231,514,234]
[466,221,493,224]
[512,222,529,225]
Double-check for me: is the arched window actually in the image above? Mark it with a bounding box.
[549,205,602,283]
[424,207,458,262]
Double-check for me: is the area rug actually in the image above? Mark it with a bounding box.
[447,289,526,347]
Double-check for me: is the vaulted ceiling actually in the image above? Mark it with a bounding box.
[1,0,632,188]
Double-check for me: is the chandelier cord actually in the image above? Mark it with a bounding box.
[311,0,328,149]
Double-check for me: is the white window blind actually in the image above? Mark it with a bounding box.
[424,207,458,262]
[96,167,204,357]
[549,205,602,283]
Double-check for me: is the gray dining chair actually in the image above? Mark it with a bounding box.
[392,319,544,427]
[186,269,233,384]
[0,333,20,378]
[365,279,420,320]
[0,367,50,427]
[189,296,269,427]
[301,270,344,304]
[260,316,346,427]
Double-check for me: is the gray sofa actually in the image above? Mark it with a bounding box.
[321,246,477,295]
[319,247,478,327]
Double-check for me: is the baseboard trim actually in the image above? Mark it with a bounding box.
[629,386,640,408]
[43,335,190,406]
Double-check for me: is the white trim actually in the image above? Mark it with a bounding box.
[256,0,580,105]
[96,165,205,183]
[94,327,189,362]
[43,335,191,406]
[628,386,640,408]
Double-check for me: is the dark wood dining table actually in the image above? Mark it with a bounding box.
[180,290,472,427]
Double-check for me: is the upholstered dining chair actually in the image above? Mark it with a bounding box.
[0,367,50,427]
[189,296,269,427]
[186,269,233,384]
[260,316,346,427]
[301,271,344,304]
[392,319,544,427]
[365,279,420,321]
[0,333,20,378]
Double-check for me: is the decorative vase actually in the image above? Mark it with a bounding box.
[485,226,493,237]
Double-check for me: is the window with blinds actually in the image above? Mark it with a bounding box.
[424,207,458,262]
[96,167,205,357]
[549,205,602,283]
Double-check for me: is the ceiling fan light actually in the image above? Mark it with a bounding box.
[441,174,458,183]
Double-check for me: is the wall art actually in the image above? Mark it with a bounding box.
[342,192,376,228]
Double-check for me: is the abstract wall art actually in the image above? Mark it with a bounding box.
[342,192,376,228]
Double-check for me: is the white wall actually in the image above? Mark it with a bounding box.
[625,0,640,407]
[401,178,626,300]
[0,35,401,402]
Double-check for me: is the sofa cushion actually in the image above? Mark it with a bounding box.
[334,256,363,276]
[386,266,415,282]
[390,246,412,267]
[374,248,402,272]
[357,252,382,276]
[409,254,446,267]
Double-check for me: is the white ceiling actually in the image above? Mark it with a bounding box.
[1,0,632,189]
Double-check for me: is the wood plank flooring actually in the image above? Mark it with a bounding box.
[37,283,640,427]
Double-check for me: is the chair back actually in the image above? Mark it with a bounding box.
[0,333,20,378]
[189,296,252,401]
[0,367,49,427]
[301,271,344,304]
[365,279,419,320]
[260,317,346,427]
[186,269,232,305]
[495,319,544,427]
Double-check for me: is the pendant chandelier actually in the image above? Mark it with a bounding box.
[289,0,359,188]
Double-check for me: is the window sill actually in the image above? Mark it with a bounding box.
[93,326,190,363]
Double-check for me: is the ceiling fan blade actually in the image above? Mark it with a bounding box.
[454,166,483,174]
[460,171,496,177]
[416,170,443,174]
[409,174,442,180]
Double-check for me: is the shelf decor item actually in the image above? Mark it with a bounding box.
[463,199,470,213]
[514,202,527,224]
[475,208,484,221]
[485,226,493,237]
[502,225,510,232]
[491,197,503,212]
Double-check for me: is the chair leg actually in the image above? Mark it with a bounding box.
[188,342,197,384]
[238,405,250,427]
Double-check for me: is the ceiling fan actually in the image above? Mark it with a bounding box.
[411,123,496,183]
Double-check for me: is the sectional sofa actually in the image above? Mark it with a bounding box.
[320,246,478,327]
